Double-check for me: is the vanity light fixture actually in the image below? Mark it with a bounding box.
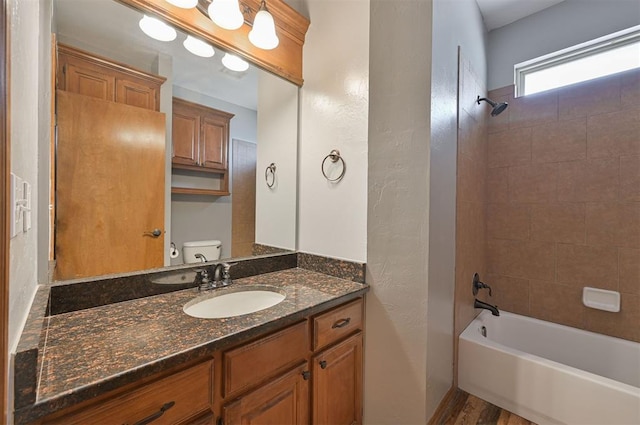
[183,35,215,57]
[248,0,279,50]
[138,15,177,42]
[208,0,244,30]
[221,52,249,72]
[165,0,198,8]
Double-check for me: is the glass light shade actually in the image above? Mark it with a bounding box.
[183,36,215,58]
[208,0,244,30]
[165,0,198,8]
[221,53,249,72]
[248,7,279,50]
[139,15,177,42]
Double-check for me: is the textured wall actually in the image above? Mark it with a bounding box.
[429,0,487,411]
[298,0,369,263]
[453,51,488,382]
[255,72,297,251]
[487,0,640,90]
[485,69,640,342]
[366,0,431,421]
[9,0,50,420]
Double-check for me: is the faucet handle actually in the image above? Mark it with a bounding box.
[472,273,492,296]
[221,262,235,286]
[194,268,210,291]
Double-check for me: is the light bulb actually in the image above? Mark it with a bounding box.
[138,15,177,42]
[208,0,244,30]
[165,0,198,8]
[248,1,279,50]
[221,53,249,72]
[183,36,215,58]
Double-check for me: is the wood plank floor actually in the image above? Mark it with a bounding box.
[432,389,537,425]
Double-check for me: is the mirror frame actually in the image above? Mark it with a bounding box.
[116,0,309,86]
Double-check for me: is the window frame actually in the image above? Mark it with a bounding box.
[514,25,640,97]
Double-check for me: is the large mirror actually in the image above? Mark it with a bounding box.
[52,0,298,281]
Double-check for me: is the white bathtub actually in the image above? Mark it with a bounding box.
[458,310,640,425]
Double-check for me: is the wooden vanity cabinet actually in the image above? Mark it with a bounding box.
[223,363,310,425]
[219,298,364,425]
[171,97,234,196]
[57,44,165,111]
[312,333,363,425]
[35,297,364,425]
[42,360,214,425]
[311,298,363,425]
[172,97,233,172]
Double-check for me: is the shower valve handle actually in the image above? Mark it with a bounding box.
[472,273,492,297]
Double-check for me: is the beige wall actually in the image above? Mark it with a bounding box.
[453,51,488,382]
[485,69,640,342]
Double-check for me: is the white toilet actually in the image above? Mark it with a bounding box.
[182,240,222,263]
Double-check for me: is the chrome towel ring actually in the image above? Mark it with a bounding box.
[321,149,346,182]
[265,163,276,188]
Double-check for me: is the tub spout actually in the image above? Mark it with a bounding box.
[474,299,500,316]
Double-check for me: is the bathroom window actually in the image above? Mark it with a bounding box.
[514,25,640,97]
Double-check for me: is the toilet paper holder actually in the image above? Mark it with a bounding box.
[170,242,180,259]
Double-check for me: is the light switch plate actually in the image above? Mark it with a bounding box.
[23,180,32,232]
[10,172,23,238]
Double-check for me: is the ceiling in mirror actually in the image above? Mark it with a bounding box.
[55,0,259,109]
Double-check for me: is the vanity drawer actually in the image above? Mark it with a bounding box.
[313,298,363,350]
[223,321,308,398]
[45,360,213,425]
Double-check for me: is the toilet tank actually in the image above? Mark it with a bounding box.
[182,240,222,263]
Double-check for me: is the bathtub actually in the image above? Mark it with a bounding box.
[458,310,640,425]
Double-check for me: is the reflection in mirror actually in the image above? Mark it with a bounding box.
[52,0,298,281]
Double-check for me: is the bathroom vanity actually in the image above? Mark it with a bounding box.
[14,256,367,425]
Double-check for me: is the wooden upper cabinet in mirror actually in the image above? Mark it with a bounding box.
[116,0,310,86]
[57,44,166,111]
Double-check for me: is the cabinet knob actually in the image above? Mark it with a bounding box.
[319,360,327,369]
[302,370,311,380]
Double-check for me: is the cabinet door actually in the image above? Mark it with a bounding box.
[62,62,116,102]
[172,106,200,167]
[223,363,310,425]
[313,333,363,425]
[200,115,228,170]
[116,78,159,111]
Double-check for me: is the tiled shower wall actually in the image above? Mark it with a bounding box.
[485,69,640,343]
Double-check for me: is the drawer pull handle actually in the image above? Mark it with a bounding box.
[132,401,175,425]
[319,360,327,369]
[302,370,311,380]
[332,318,351,329]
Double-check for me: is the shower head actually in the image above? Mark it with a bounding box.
[476,96,508,117]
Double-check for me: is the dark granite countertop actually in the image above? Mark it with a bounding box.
[16,267,368,424]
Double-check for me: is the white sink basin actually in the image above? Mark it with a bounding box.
[183,288,286,319]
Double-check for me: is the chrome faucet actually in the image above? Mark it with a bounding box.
[195,262,234,291]
[194,253,208,263]
[212,263,234,287]
[474,299,500,316]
